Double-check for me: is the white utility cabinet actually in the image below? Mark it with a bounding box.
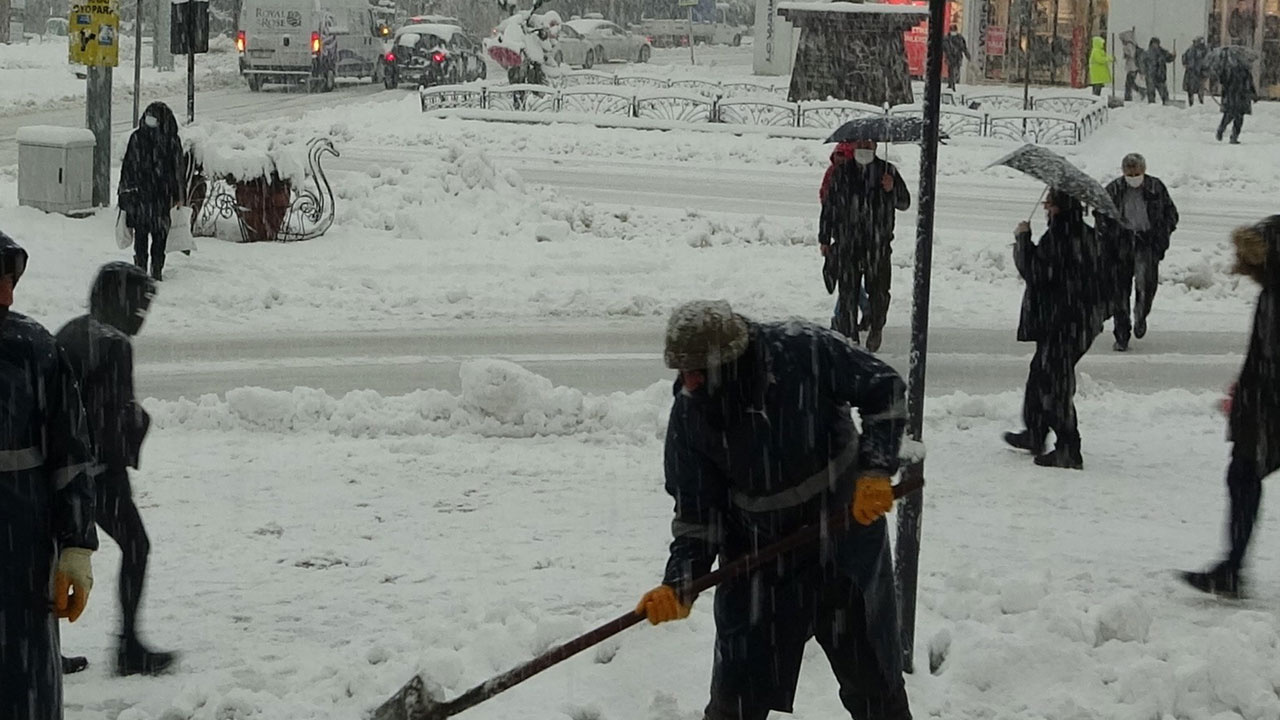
[17,126,96,215]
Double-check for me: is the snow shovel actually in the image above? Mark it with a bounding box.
[370,476,926,720]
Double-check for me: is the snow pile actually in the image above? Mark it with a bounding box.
[184,123,310,185]
[147,359,672,439]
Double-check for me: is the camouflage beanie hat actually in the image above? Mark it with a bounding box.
[664,300,750,370]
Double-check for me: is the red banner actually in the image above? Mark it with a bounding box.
[1070,26,1085,88]
[985,25,1006,56]
[883,0,951,77]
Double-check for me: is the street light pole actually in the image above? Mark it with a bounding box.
[896,0,945,676]
[132,0,142,126]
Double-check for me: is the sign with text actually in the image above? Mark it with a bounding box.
[69,0,119,66]
[985,25,1006,56]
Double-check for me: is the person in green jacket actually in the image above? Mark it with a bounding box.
[1089,36,1114,96]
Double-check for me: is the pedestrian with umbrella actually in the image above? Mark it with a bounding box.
[1213,45,1258,143]
[818,117,916,352]
[1181,216,1280,598]
[991,146,1120,469]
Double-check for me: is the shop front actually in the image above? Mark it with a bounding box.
[967,0,1108,86]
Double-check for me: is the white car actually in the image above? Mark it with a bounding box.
[562,19,651,67]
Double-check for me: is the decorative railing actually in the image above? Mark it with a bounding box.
[420,83,1109,145]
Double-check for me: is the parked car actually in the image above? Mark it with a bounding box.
[382,23,486,89]
[552,23,591,68]
[563,18,650,66]
[637,5,747,48]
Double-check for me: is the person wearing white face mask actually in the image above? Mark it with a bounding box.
[118,102,183,282]
[818,140,911,352]
[1099,153,1179,351]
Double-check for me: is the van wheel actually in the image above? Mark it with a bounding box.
[247,75,263,92]
[383,69,397,89]
[583,49,594,69]
[323,69,337,92]
[596,46,606,64]
[638,45,650,63]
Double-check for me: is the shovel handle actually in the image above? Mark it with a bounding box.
[376,477,925,720]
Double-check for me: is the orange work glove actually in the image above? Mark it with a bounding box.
[851,475,894,526]
[635,585,692,626]
[53,547,94,623]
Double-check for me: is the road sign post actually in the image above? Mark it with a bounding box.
[70,0,120,206]
[679,0,697,64]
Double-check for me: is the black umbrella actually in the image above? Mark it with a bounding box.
[987,144,1122,220]
[825,116,939,144]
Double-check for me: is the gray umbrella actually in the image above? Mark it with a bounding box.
[987,144,1122,220]
[1208,45,1257,76]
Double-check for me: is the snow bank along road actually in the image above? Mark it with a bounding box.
[134,325,1243,401]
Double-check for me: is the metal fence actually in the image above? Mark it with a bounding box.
[421,81,1110,145]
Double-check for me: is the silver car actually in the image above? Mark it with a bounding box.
[561,19,651,68]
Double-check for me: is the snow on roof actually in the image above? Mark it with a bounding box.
[15,126,96,146]
[396,23,460,40]
[777,1,929,15]
[566,19,613,33]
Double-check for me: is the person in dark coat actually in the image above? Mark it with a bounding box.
[944,25,970,91]
[819,141,912,352]
[1101,154,1179,351]
[1217,53,1257,143]
[636,300,911,720]
[1141,37,1174,104]
[0,231,98,720]
[118,101,183,282]
[1181,217,1280,598]
[55,262,176,676]
[1004,190,1109,469]
[1182,37,1210,106]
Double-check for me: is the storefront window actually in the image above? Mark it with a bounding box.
[976,0,1104,85]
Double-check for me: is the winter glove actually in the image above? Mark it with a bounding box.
[1222,382,1237,416]
[851,474,894,526]
[53,548,93,623]
[635,585,691,626]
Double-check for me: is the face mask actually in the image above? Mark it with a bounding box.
[143,115,159,129]
[853,149,876,165]
[1124,174,1144,188]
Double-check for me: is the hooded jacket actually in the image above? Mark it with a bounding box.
[818,142,855,203]
[1183,39,1210,90]
[118,101,183,230]
[818,155,911,263]
[0,231,97,720]
[55,262,155,472]
[1014,198,1111,345]
[1089,37,1114,85]
[1142,41,1175,84]
[1229,218,1280,476]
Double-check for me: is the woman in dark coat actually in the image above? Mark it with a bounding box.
[118,101,183,281]
[1182,217,1280,598]
[1004,189,1109,469]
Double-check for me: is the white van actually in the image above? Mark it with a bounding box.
[237,0,393,91]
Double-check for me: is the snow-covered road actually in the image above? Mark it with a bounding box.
[133,325,1245,401]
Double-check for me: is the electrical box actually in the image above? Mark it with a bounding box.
[16,126,96,215]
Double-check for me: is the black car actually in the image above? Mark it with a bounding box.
[382,23,487,89]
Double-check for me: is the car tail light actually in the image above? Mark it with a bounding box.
[311,31,321,55]
[432,51,445,63]
[385,52,395,62]
[236,30,246,52]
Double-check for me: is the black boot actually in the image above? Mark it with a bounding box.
[150,260,163,282]
[61,655,89,674]
[1034,444,1083,470]
[116,637,178,677]
[1180,563,1244,599]
[865,328,883,353]
[1003,431,1044,454]
[1134,318,1147,339]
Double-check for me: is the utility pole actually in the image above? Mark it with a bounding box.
[87,66,112,206]
[155,0,173,70]
[897,0,945,676]
[132,0,142,126]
